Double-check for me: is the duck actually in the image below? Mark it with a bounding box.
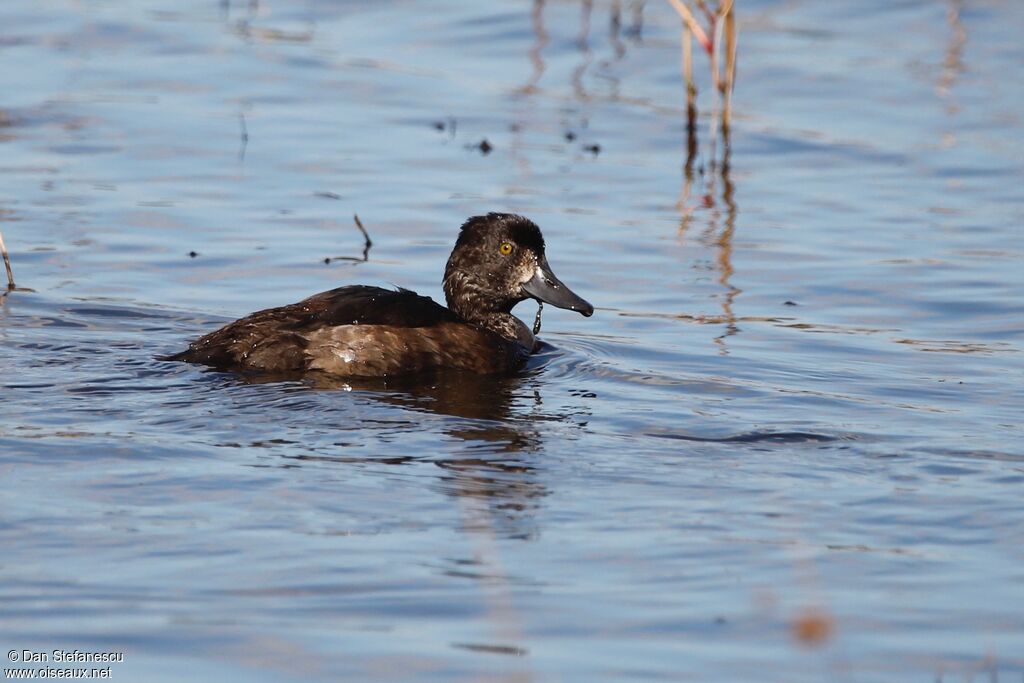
[164,213,593,377]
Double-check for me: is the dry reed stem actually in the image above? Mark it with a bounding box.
[722,4,737,131]
[682,25,696,130]
[710,0,734,91]
[710,7,723,93]
[0,229,14,290]
[668,0,737,131]
[693,0,715,23]
[666,0,711,53]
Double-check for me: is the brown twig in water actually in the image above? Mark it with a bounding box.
[327,213,373,264]
[353,213,372,255]
[0,229,15,290]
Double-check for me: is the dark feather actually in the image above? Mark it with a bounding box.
[162,286,461,372]
[297,286,461,329]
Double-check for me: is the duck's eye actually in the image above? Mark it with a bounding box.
[498,241,514,256]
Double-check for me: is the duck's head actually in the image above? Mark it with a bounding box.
[443,213,594,323]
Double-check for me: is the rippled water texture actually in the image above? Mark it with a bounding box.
[2,1,1022,680]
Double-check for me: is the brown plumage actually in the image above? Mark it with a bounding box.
[163,213,593,378]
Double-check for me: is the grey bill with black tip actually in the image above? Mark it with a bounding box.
[522,255,594,317]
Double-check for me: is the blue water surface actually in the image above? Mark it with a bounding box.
[1,0,1022,680]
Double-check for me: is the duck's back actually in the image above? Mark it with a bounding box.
[165,285,529,377]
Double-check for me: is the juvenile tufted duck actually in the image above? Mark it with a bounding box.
[164,213,593,377]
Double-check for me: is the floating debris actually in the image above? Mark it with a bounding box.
[432,116,456,137]
[792,607,834,647]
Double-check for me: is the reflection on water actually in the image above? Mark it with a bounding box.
[571,0,594,101]
[938,0,966,101]
[521,0,549,94]
[203,341,572,541]
[679,124,739,352]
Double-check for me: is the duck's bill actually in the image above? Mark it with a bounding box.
[522,255,594,317]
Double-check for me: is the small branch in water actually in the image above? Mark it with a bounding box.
[353,213,372,260]
[0,229,15,291]
[324,213,373,264]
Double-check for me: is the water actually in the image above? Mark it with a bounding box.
[2,0,1022,680]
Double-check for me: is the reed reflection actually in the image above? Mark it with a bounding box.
[609,1,626,60]
[600,0,628,100]
[521,1,641,101]
[938,0,966,103]
[678,125,739,353]
[519,0,549,95]
[571,0,594,101]
[626,0,644,43]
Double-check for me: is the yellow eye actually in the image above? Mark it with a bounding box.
[498,241,513,256]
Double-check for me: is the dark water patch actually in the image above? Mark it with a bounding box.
[644,429,843,445]
[920,447,1024,464]
[50,144,121,156]
[65,305,170,320]
[450,642,528,657]
[744,130,911,166]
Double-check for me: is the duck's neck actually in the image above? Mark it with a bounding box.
[443,271,532,348]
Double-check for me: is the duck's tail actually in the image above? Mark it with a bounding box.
[157,348,193,362]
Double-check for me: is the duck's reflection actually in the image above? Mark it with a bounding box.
[243,358,583,539]
[348,371,553,540]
